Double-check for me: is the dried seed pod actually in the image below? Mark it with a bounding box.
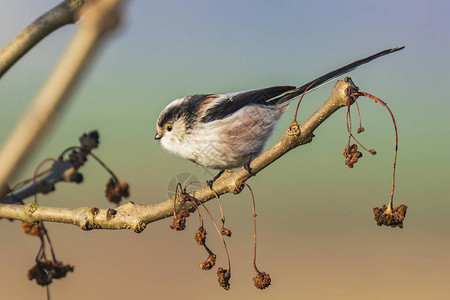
[373,204,408,228]
[200,254,216,270]
[253,271,271,290]
[79,130,99,150]
[217,267,231,290]
[221,227,232,237]
[28,259,74,286]
[194,227,207,245]
[343,144,362,168]
[105,178,130,204]
[170,210,190,231]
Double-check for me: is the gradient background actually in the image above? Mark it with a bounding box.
[1,1,449,299]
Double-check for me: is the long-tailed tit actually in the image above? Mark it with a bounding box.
[155,47,404,172]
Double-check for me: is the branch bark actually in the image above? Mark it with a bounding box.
[0,79,356,232]
[0,0,125,197]
[0,0,88,78]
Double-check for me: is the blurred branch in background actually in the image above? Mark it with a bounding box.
[0,0,126,198]
[0,0,88,79]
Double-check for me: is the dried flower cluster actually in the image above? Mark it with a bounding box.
[28,259,74,286]
[200,254,216,270]
[105,179,130,205]
[194,227,207,245]
[217,268,231,290]
[373,204,408,228]
[253,271,271,290]
[170,210,190,231]
[343,144,362,168]
[221,227,232,237]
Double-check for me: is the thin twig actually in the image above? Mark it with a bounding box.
[242,182,260,274]
[195,195,231,273]
[293,80,318,122]
[88,152,119,183]
[358,91,398,213]
[11,168,52,192]
[355,100,364,131]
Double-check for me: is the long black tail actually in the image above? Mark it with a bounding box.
[280,46,405,103]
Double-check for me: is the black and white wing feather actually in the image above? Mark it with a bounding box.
[200,85,295,123]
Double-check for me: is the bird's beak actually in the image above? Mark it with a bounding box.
[154,133,162,140]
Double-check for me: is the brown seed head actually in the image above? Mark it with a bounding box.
[343,144,363,168]
[105,178,130,205]
[170,210,190,231]
[200,254,216,270]
[221,227,232,237]
[373,204,408,228]
[28,259,74,286]
[194,227,207,245]
[217,267,231,290]
[253,271,271,290]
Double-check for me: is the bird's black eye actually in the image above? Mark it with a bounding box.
[166,125,172,132]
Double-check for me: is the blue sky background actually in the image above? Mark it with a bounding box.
[1,1,450,299]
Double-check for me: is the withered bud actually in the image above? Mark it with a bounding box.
[343,144,363,168]
[170,210,190,231]
[70,172,83,183]
[106,208,117,220]
[217,267,231,290]
[373,204,408,228]
[22,221,45,237]
[68,149,87,168]
[79,130,99,150]
[287,122,301,136]
[253,271,271,290]
[233,181,245,195]
[200,254,216,270]
[357,127,365,134]
[105,178,130,204]
[221,228,232,237]
[369,149,377,155]
[194,227,207,245]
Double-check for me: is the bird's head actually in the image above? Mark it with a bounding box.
[155,97,192,153]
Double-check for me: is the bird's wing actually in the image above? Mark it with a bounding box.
[200,85,295,123]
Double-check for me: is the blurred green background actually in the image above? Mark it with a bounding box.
[1,0,449,299]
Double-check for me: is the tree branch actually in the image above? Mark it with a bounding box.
[0,79,355,231]
[0,0,88,78]
[0,0,125,197]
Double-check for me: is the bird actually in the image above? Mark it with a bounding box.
[155,47,404,175]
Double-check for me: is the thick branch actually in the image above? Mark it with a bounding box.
[0,0,87,78]
[0,80,354,231]
[0,0,125,197]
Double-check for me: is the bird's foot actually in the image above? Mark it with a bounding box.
[244,156,254,176]
[207,170,225,190]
